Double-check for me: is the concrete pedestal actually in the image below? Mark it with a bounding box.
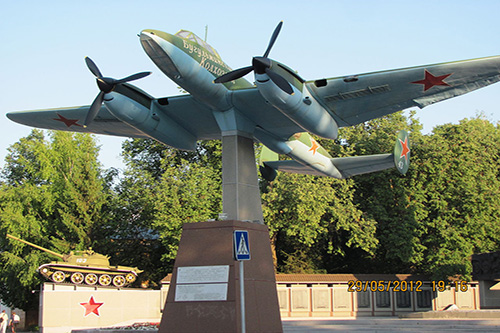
[159,220,282,332]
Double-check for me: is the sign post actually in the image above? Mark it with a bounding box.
[234,230,250,333]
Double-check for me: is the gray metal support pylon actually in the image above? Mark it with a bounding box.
[221,134,263,223]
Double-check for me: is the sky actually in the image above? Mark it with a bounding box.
[2,0,500,171]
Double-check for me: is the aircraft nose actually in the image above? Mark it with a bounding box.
[139,29,181,79]
[139,30,155,42]
[139,30,163,57]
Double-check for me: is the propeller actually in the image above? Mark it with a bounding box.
[83,57,151,127]
[214,21,294,95]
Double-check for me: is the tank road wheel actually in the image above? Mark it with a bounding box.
[98,274,111,286]
[40,267,51,278]
[125,273,136,283]
[85,273,98,285]
[113,275,126,288]
[51,271,66,283]
[70,272,84,284]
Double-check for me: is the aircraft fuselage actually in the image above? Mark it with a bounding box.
[137,28,343,177]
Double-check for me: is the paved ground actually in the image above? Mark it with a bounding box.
[282,317,500,332]
[35,316,500,333]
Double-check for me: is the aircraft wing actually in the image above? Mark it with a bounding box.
[306,56,500,127]
[264,153,394,179]
[6,83,223,142]
[6,105,151,139]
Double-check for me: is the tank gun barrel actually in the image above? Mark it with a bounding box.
[6,234,65,259]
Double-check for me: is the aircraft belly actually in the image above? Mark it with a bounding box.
[155,96,221,140]
[231,89,305,140]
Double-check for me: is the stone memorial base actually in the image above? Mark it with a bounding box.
[159,220,282,332]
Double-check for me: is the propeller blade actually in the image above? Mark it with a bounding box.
[266,68,294,95]
[214,66,253,83]
[84,91,105,127]
[263,21,283,58]
[116,71,152,84]
[84,57,152,127]
[85,57,103,78]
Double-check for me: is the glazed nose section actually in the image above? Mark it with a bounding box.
[140,30,156,41]
[139,29,171,54]
[139,30,160,52]
[139,30,181,79]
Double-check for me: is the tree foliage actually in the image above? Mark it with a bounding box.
[104,139,222,279]
[0,130,108,309]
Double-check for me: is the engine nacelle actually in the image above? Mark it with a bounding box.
[255,71,338,140]
[104,92,197,150]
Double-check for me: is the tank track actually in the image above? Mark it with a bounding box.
[39,266,137,287]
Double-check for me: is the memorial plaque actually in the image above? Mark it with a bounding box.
[177,265,230,284]
[175,283,228,301]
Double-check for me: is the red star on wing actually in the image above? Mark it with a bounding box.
[411,70,452,91]
[80,296,104,317]
[53,113,82,128]
[399,137,410,162]
[309,138,320,155]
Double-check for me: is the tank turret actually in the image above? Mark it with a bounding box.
[6,234,142,288]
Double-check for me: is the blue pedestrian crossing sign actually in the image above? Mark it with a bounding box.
[234,230,250,261]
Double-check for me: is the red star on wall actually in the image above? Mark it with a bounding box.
[53,113,82,128]
[309,138,320,155]
[399,137,410,162]
[411,70,452,91]
[80,296,104,317]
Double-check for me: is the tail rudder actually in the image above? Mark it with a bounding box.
[394,130,410,175]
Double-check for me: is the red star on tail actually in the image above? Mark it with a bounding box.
[308,139,320,155]
[80,296,104,317]
[411,70,452,91]
[399,137,410,162]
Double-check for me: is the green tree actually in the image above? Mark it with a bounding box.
[261,168,378,273]
[153,153,222,268]
[411,117,500,279]
[108,138,222,277]
[0,130,109,310]
[336,112,425,274]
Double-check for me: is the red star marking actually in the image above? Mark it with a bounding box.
[399,137,410,162]
[53,113,82,128]
[80,296,104,317]
[411,70,452,91]
[309,138,320,155]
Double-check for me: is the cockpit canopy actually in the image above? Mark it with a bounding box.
[175,30,221,59]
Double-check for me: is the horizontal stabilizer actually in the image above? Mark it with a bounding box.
[331,154,394,178]
[264,160,326,177]
[264,154,394,179]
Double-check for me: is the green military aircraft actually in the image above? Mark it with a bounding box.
[7,22,500,180]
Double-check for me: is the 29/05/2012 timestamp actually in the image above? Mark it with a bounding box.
[347,280,470,292]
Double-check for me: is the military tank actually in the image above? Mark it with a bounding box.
[6,234,142,288]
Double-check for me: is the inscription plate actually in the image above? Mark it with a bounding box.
[175,265,230,302]
[177,265,230,284]
[175,283,228,302]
